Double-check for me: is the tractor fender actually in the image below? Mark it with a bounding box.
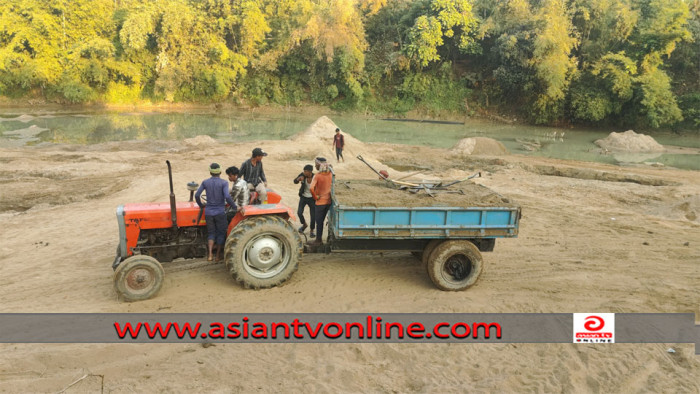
[227,204,297,234]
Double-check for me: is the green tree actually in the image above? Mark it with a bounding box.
[569,0,690,127]
[529,0,577,123]
[404,0,478,67]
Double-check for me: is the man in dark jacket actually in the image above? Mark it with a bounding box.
[240,147,268,203]
[332,128,345,162]
[294,164,316,237]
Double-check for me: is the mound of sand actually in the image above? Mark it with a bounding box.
[291,116,365,158]
[334,179,515,207]
[595,130,665,153]
[451,137,509,156]
[0,114,35,123]
[183,135,218,146]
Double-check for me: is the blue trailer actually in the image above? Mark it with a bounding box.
[306,173,521,291]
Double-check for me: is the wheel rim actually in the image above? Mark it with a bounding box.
[441,254,473,283]
[242,232,290,279]
[125,265,158,295]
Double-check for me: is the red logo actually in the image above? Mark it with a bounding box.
[574,313,615,343]
[583,315,605,331]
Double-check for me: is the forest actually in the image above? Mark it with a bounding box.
[0,0,698,129]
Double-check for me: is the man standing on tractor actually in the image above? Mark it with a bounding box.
[332,128,345,162]
[294,164,316,238]
[195,163,236,262]
[240,147,268,204]
[309,157,332,245]
[225,166,248,222]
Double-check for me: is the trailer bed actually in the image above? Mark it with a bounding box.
[332,205,520,239]
[330,179,520,240]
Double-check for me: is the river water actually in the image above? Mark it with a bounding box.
[1,108,698,170]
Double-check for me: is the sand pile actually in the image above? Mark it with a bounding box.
[595,130,665,152]
[0,114,35,122]
[291,116,365,158]
[333,179,516,208]
[183,135,217,146]
[451,137,509,156]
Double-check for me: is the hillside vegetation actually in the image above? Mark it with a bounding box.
[0,0,698,129]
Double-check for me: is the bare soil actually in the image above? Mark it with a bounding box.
[0,116,698,392]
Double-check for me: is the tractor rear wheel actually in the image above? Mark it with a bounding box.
[225,216,302,289]
[427,240,483,291]
[114,255,165,301]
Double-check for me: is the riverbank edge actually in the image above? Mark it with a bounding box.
[1,96,697,135]
[0,96,528,126]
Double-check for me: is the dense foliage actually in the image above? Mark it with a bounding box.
[1,0,697,129]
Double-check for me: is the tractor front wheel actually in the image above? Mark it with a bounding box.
[225,216,302,289]
[114,255,165,301]
[427,240,483,291]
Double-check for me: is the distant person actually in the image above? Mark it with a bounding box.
[225,166,248,221]
[240,147,268,203]
[309,157,333,245]
[294,164,316,237]
[195,163,236,262]
[332,128,345,162]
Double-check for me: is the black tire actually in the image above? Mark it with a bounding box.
[114,255,165,301]
[112,244,122,271]
[427,240,483,291]
[421,240,443,273]
[225,215,302,289]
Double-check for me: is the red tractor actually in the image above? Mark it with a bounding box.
[112,161,303,301]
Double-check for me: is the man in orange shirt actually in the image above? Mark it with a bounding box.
[309,157,333,245]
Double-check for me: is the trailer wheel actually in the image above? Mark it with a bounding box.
[225,216,302,289]
[114,255,165,301]
[421,240,443,272]
[427,240,483,291]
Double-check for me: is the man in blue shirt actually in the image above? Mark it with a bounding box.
[195,163,236,262]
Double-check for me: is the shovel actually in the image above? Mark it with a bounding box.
[440,172,482,187]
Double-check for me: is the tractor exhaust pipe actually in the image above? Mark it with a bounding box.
[166,160,178,229]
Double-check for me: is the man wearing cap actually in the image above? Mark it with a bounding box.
[240,147,268,204]
[195,163,236,262]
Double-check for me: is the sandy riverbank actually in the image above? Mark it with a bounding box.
[0,117,698,392]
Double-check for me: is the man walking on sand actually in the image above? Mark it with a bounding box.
[240,147,268,204]
[309,157,332,245]
[332,128,345,162]
[195,163,236,262]
[294,164,316,237]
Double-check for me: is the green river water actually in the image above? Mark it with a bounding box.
[1,108,698,170]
